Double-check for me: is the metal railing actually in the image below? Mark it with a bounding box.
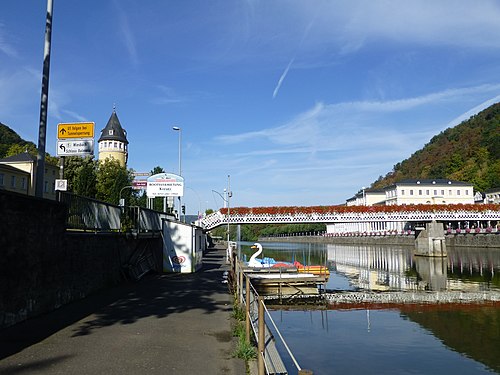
[233,258,313,375]
[58,191,175,232]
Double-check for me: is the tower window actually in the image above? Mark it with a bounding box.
[109,130,114,135]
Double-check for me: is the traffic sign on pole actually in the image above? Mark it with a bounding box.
[57,139,94,156]
[57,122,95,139]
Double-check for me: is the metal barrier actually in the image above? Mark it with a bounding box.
[58,191,175,232]
[234,259,313,375]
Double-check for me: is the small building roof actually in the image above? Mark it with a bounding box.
[98,110,128,144]
[0,152,36,164]
[385,179,473,189]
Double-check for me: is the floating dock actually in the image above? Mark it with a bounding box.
[244,267,327,297]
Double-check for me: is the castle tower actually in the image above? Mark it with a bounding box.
[98,110,128,167]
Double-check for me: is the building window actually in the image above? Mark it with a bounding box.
[11,175,16,188]
[449,190,452,196]
[418,190,422,195]
[441,190,444,195]
[21,177,26,190]
[0,173,4,186]
[410,190,414,195]
[426,190,430,195]
[44,181,48,193]
[434,190,438,196]
[457,190,461,196]
[401,190,405,195]
[114,142,117,148]
[465,190,469,195]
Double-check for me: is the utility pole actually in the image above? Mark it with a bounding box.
[35,0,54,197]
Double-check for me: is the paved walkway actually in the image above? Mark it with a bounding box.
[0,246,246,374]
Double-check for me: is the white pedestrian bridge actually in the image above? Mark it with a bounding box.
[201,204,500,231]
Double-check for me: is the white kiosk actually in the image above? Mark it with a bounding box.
[162,220,204,273]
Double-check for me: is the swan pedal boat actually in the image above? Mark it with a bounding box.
[247,243,330,277]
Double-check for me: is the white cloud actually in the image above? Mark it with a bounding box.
[152,85,187,105]
[0,24,18,58]
[112,0,139,65]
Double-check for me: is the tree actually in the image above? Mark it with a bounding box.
[73,157,98,198]
[96,158,133,204]
[63,156,97,198]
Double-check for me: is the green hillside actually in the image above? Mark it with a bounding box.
[0,122,58,165]
[372,102,500,192]
[0,122,37,158]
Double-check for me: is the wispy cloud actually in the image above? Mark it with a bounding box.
[60,109,88,122]
[0,23,18,58]
[446,94,500,127]
[273,57,294,99]
[112,0,138,65]
[152,85,187,105]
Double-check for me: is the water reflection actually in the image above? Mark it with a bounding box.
[327,244,500,292]
[244,241,500,373]
[240,241,500,291]
[270,306,500,374]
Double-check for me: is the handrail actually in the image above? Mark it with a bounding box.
[58,191,176,232]
[203,207,500,230]
[241,264,304,374]
[262,302,302,371]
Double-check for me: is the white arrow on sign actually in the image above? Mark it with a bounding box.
[57,139,94,156]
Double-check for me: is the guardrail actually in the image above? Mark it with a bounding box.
[58,191,175,232]
[233,258,313,375]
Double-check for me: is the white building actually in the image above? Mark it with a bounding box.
[0,152,58,200]
[384,179,474,206]
[485,188,500,204]
[346,188,386,206]
[329,179,476,235]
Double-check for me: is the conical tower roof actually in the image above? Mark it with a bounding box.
[98,110,128,144]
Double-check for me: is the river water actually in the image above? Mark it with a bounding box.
[238,241,500,374]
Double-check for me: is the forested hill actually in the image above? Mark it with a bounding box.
[0,122,36,158]
[371,102,500,192]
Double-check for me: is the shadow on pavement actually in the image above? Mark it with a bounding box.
[0,247,231,360]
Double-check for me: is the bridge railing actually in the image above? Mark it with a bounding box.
[202,205,500,230]
[58,191,175,232]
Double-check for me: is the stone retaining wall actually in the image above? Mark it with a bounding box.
[325,291,500,304]
[0,190,163,329]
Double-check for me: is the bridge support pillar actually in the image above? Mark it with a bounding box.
[415,221,447,257]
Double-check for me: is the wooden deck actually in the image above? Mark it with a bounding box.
[245,268,327,297]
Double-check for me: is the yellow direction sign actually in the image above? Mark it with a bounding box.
[57,122,94,139]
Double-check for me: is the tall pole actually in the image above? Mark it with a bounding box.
[226,174,231,262]
[173,126,182,221]
[35,0,54,197]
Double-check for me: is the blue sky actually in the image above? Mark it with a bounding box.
[2,1,500,214]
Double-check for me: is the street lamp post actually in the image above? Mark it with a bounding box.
[172,126,182,221]
[212,175,232,263]
[35,0,54,198]
[226,175,231,262]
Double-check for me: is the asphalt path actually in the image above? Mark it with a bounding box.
[0,246,246,374]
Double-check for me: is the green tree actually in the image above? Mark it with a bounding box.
[96,158,133,204]
[63,156,97,198]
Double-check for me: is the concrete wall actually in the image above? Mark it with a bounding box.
[0,190,162,329]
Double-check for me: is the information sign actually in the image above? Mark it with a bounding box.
[57,122,94,139]
[57,139,94,156]
[147,173,184,198]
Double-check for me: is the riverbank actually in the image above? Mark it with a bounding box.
[260,233,500,248]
